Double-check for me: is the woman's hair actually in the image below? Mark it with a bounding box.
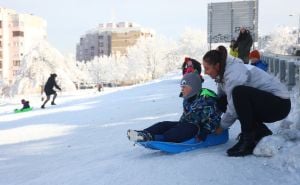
[216,45,227,60]
[203,46,227,83]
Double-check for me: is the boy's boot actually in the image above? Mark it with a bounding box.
[127,130,153,142]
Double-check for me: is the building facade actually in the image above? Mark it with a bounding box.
[0,7,47,84]
[76,22,154,61]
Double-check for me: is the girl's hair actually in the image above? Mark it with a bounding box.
[182,57,202,75]
[203,46,227,83]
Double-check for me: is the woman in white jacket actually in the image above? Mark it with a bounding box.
[202,47,291,157]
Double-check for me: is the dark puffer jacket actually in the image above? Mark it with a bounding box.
[44,74,61,95]
[234,30,253,61]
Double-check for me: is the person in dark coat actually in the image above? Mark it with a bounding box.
[233,27,253,64]
[41,73,61,109]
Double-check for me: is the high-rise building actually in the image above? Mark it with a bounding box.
[76,22,154,61]
[0,7,47,84]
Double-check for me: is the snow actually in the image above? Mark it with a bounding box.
[0,71,300,185]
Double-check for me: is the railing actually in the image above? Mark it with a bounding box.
[261,53,300,91]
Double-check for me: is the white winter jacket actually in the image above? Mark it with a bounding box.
[218,56,290,129]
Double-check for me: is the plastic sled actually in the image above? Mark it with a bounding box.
[138,129,229,154]
[14,107,33,113]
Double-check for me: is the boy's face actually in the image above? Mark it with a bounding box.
[181,85,192,98]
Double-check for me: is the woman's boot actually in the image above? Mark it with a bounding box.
[227,132,256,157]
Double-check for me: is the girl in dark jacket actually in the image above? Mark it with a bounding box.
[41,73,61,109]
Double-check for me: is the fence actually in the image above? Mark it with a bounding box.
[261,53,300,91]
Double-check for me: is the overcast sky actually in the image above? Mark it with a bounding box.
[1,0,300,54]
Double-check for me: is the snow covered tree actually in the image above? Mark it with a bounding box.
[11,41,83,95]
[176,28,208,62]
[259,26,297,55]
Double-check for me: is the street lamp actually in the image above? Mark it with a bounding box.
[289,14,300,45]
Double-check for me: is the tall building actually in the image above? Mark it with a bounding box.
[76,22,154,61]
[0,7,47,84]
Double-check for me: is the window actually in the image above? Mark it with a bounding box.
[98,35,104,40]
[13,60,20,66]
[99,42,103,47]
[0,60,2,68]
[13,31,24,37]
[13,70,18,76]
[0,21,2,28]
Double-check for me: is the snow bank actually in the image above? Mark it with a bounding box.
[254,93,300,174]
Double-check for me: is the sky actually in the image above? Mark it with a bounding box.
[0,71,299,185]
[1,0,300,54]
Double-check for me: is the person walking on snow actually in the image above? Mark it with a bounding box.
[127,73,222,143]
[41,73,61,109]
[202,47,291,157]
[233,27,253,64]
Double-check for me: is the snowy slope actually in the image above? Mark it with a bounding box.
[0,72,299,185]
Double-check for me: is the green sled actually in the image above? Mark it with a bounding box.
[14,107,33,113]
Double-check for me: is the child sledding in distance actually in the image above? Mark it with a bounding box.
[127,73,222,143]
[15,99,31,112]
[21,99,30,110]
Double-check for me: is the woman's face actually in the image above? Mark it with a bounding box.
[203,60,220,79]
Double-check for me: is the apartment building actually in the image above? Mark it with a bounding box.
[0,7,47,84]
[76,31,111,62]
[76,22,154,61]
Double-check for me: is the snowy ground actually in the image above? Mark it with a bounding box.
[0,71,299,185]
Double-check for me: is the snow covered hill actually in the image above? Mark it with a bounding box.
[0,72,299,185]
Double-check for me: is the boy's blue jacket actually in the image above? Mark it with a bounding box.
[252,60,268,72]
[180,89,222,140]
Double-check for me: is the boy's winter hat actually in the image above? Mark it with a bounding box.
[180,73,202,99]
[249,50,260,59]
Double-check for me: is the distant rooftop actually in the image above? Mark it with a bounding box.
[86,21,155,35]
